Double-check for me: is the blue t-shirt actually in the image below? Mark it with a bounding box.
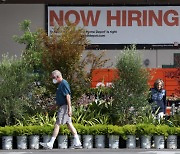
[55,79,71,106]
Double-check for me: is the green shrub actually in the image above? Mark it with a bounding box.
[59,125,71,135]
[0,55,37,126]
[111,45,150,125]
[13,126,30,136]
[154,125,169,138]
[90,124,108,135]
[74,124,89,135]
[136,124,156,136]
[176,127,180,136]
[107,125,124,136]
[167,126,178,135]
[0,126,14,136]
[123,125,136,135]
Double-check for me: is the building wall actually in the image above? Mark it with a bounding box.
[83,49,180,70]
[0,4,180,68]
[0,4,44,57]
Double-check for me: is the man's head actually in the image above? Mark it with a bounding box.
[51,70,63,84]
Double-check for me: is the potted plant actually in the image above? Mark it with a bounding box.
[166,126,177,149]
[39,125,54,149]
[14,126,30,149]
[1,126,14,150]
[136,124,156,149]
[90,124,108,148]
[58,125,70,149]
[123,125,136,149]
[107,125,123,149]
[76,125,93,149]
[153,125,169,149]
[27,125,41,149]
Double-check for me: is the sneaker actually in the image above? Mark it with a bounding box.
[40,142,53,149]
[70,144,83,149]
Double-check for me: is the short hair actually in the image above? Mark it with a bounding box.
[52,70,62,78]
[154,79,164,88]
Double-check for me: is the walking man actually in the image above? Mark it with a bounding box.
[40,70,82,149]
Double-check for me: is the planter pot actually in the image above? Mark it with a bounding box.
[167,135,177,149]
[58,135,68,149]
[2,136,13,150]
[140,135,151,149]
[109,135,119,149]
[83,135,93,149]
[70,135,81,148]
[154,135,164,149]
[42,135,51,149]
[29,135,39,149]
[42,135,51,143]
[126,135,136,149]
[95,135,105,148]
[17,136,27,149]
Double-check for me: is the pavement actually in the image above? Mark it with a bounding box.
[0,149,180,154]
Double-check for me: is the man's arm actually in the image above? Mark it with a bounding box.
[66,94,72,117]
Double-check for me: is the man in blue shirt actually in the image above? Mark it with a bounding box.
[40,70,82,149]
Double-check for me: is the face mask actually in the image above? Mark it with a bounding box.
[53,79,58,84]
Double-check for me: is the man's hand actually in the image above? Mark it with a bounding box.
[68,107,72,117]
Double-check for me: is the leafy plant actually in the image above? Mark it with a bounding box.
[136,124,156,137]
[90,124,108,135]
[59,125,71,135]
[0,126,14,136]
[123,125,136,136]
[111,45,150,125]
[154,125,169,138]
[0,55,37,126]
[107,125,124,136]
[167,126,177,135]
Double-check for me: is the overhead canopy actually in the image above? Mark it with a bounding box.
[0,0,180,5]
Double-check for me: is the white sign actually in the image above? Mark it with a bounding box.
[48,6,180,45]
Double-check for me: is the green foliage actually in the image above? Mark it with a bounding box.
[15,112,56,126]
[167,126,178,135]
[59,125,71,135]
[74,124,88,135]
[0,124,179,137]
[107,125,124,135]
[154,125,169,138]
[123,125,136,136]
[0,126,14,136]
[167,111,180,127]
[37,23,90,98]
[90,124,108,135]
[136,124,156,136]
[0,55,37,126]
[111,45,150,125]
[13,126,30,136]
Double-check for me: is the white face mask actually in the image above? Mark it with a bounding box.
[53,79,58,84]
